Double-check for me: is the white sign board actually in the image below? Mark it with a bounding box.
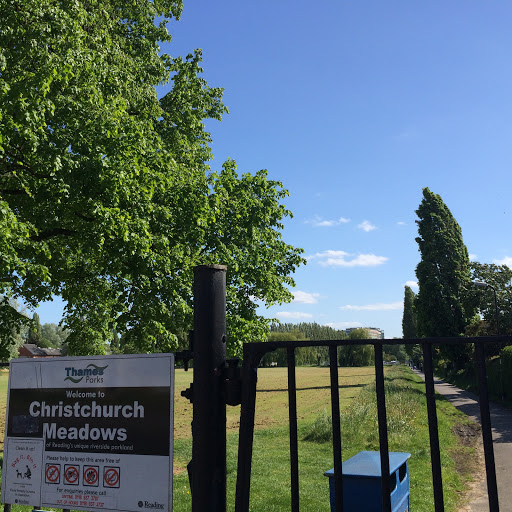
[1,353,174,512]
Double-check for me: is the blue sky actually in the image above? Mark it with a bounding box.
[36,1,512,339]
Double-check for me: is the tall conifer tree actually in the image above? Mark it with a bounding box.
[415,188,474,371]
[28,312,41,345]
[402,285,417,339]
[415,188,472,337]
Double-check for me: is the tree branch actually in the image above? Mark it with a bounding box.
[2,152,53,179]
[74,212,96,222]
[0,189,27,195]
[30,228,76,241]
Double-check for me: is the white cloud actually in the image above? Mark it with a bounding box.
[340,301,403,311]
[405,280,418,289]
[306,215,350,227]
[308,250,388,267]
[276,311,314,320]
[292,291,321,304]
[493,256,512,267]
[397,221,406,226]
[468,253,478,261]
[357,220,377,232]
[324,321,363,329]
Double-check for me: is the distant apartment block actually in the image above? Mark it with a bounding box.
[345,327,384,339]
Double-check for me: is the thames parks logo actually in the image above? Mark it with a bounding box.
[64,364,108,384]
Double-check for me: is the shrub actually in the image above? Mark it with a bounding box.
[303,372,421,449]
[303,409,333,443]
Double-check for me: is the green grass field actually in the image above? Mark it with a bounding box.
[0,365,479,511]
[173,365,479,512]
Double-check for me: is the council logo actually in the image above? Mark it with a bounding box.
[64,364,108,384]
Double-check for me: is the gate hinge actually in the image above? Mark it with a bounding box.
[177,331,195,402]
[175,349,194,371]
[181,382,193,403]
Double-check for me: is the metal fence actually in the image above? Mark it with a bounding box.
[233,335,512,512]
[2,266,510,512]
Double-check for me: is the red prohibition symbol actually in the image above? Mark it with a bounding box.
[84,466,99,486]
[103,467,120,488]
[64,465,79,485]
[45,464,60,484]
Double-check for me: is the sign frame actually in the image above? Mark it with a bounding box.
[1,353,174,512]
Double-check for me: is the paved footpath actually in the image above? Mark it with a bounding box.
[412,369,512,512]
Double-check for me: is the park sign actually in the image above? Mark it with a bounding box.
[1,353,174,511]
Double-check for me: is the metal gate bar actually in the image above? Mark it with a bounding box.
[234,354,259,512]
[286,347,300,512]
[422,342,445,512]
[374,343,392,512]
[328,345,344,512]
[475,341,500,511]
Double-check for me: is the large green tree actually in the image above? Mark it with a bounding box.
[39,322,68,349]
[0,0,305,357]
[467,262,512,336]
[415,188,474,372]
[402,285,417,339]
[342,328,374,367]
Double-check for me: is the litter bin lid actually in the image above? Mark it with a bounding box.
[324,451,411,478]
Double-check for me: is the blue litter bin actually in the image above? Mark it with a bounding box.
[324,451,411,512]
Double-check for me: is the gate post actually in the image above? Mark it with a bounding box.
[192,264,227,512]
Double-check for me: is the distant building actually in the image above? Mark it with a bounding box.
[367,327,385,340]
[345,327,384,339]
[18,344,63,358]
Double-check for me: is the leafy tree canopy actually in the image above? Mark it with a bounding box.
[342,328,374,366]
[0,0,305,357]
[467,262,512,336]
[39,322,68,349]
[270,322,347,341]
[347,328,370,340]
[0,297,28,360]
[383,343,408,363]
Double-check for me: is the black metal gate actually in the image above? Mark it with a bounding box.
[234,336,509,512]
[183,265,511,512]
